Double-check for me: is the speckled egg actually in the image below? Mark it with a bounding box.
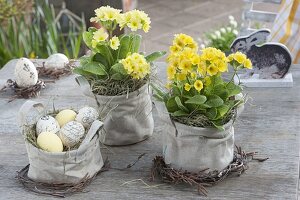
[55,109,77,127]
[37,132,63,152]
[59,121,85,147]
[44,53,69,69]
[14,58,38,87]
[36,115,60,135]
[75,107,99,128]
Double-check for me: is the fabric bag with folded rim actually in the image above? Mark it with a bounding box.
[18,100,104,184]
[155,99,244,173]
[76,76,154,146]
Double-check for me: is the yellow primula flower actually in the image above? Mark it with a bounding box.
[234,51,247,64]
[143,23,151,33]
[190,72,197,79]
[29,51,36,59]
[170,45,181,53]
[227,54,234,62]
[127,17,142,31]
[92,6,121,22]
[184,83,192,91]
[179,59,192,73]
[176,72,187,81]
[93,28,108,43]
[197,61,206,76]
[191,54,200,65]
[120,53,150,79]
[244,58,252,69]
[109,36,120,50]
[194,80,203,92]
[122,9,151,32]
[215,60,228,72]
[167,65,176,80]
[207,64,219,76]
[170,58,180,68]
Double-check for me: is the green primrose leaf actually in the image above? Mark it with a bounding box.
[81,62,107,76]
[175,96,189,112]
[145,51,166,62]
[166,97,178,113]
[206,95,224,107]
[185,95,207,105]
[110,63,127,75]
[226,82,242,97]
[206,107,217,119]
[130,34,142,53]
[117,35,131,59]
[171,110,189,117]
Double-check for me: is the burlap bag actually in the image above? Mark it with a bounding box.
[156,101,240,173]
[18,100,104,184]
[76,76,154,146]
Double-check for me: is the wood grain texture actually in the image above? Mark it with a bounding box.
[0,61,299,199]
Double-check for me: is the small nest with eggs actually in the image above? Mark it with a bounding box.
[0,79,45,102]
[16,159,110,198]
[24,109,86,152]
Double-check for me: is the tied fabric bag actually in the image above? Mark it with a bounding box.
[18,100,104,184]
[76,76,154,146]
[155,102,235,172]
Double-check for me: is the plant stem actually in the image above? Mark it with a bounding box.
[227,69,237,86]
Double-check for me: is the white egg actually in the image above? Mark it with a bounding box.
[59,121,85,147]
[14,58,38,87]
[36,115,60,135]
[44,53,69,69]
[75,107,99,128]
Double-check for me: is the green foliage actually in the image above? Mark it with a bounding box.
[75,30,166,83]
[0,0,85,68]
[152,74,244,128]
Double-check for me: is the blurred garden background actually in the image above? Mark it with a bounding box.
[0,0,280,68]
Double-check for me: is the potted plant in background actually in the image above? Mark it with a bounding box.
[152,33,252,172]
[74,6,165,146]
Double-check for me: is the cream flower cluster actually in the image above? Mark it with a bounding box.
[90,6,151,33]
[90,6,122,23]
[119,10,151,32]
[120,53,150,79]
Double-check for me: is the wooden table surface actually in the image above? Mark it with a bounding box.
[0,60,299,200]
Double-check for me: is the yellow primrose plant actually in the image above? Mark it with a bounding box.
[153,34,252,129]
[74,6,165,95]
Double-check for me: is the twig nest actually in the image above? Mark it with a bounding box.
[37,132,63,152]
[44,53,69,69]
[14,58,38,87]
[75,107,99,128]
[59,121,85,147]
[36,115,60,135]
[55,109,77,127]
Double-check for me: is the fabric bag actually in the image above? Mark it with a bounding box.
[76,76,154,146]
[156,101,235,173]
[18,100,104,184]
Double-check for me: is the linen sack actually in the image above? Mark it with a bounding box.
[155,102,235,173]
[76,76,154,146]
[18,100,104,184]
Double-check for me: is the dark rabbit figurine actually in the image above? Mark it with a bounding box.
[230,29,292,79]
